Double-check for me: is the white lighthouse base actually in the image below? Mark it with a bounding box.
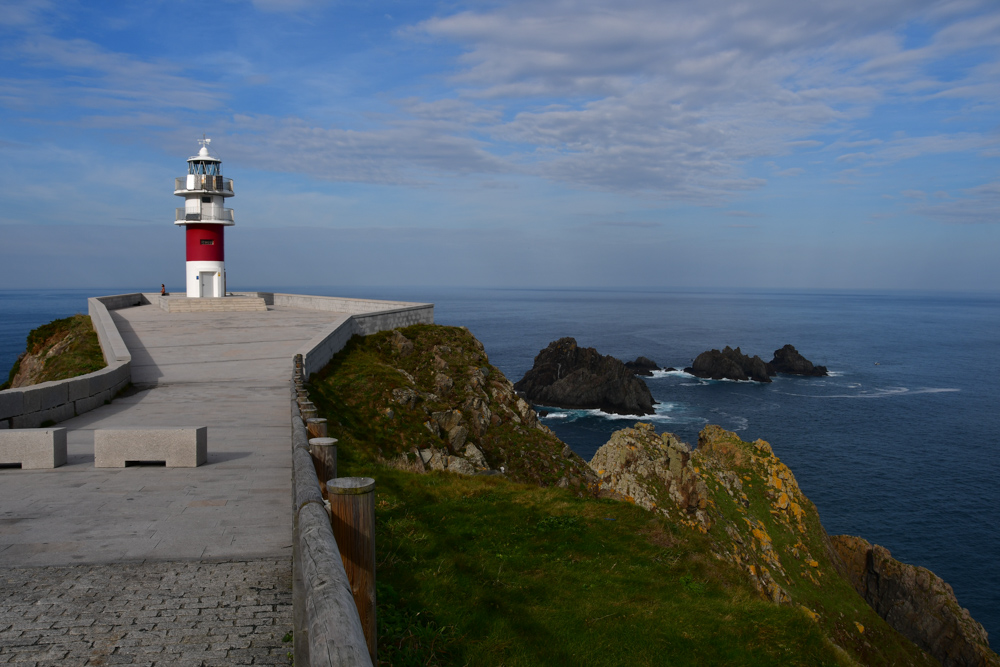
[185,261,226,298]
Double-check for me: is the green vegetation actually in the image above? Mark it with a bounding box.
[1,314,105,390]
[308,324,934,666]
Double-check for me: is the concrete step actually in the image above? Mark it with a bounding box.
[158,296,268,313]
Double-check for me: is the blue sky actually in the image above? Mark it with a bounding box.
[1,0,998,290]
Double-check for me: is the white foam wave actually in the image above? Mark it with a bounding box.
[538,401,684,423]
[649,369,694,379]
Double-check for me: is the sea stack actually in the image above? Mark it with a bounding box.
[769,345,828,376]
[514,337,655,415]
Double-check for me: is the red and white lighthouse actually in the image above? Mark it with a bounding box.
[174,138,235,298]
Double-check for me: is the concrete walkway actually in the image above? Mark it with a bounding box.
[0,303,349,665]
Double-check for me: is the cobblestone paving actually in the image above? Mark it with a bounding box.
[0,558,293,666]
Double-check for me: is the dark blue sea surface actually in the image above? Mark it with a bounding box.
[2,286,997,646]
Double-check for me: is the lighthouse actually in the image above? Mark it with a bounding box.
[174,138,234,298]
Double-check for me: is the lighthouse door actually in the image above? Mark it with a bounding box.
[199,272,216,297]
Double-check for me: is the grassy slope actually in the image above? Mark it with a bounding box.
[1,314,105,390]
[308,324,933,666]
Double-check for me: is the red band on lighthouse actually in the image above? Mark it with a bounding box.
[185,224,225,262]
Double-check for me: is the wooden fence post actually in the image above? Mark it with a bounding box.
[327,477,376,665]
[308,438,337,498]
[306,418,328,439]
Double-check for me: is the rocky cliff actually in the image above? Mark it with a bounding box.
[514,337,655,415]
[831,535,998,667]
[308,325,598,492]
[591,423,996,665]
[1,315,105,390]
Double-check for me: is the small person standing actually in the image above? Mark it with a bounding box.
[161,284,166,296]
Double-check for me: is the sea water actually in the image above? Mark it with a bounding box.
[2,286,997,645]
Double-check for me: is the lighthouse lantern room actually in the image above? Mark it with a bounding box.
[174,138,235,298]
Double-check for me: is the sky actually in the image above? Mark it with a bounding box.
[0,0,998,291]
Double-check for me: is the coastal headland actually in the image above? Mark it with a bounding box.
[1,298,996,665]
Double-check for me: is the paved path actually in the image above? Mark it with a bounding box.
[0,559,291,666]
[0,303,349,665]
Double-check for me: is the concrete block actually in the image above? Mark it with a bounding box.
[35,380,69,410]
[0,390,24,420]
[12,412,42,429]
[40,403,76,424]
[66,375,91,402]
[90,368,114,393]
[0,428,67,468]
[94,427,207,468]
[21,387,42,414]
[75,390,111,416]
[14,403,75,429]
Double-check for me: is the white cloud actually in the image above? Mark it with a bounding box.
[912,180,1000,223]
[408,0,1000,199]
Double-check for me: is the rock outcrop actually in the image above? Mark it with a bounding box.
[624,356,660,376]
[831,535,998,667]
[589,423,711,528]
[322,325,598,492]
[514,338,655,415]
[684,346,773,383]
[769,344,828,376]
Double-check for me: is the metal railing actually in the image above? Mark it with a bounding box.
[175,207,235,223]
[174,176,234,194]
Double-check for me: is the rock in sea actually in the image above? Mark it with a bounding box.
[769,344,828,376]
[514,337,655,416]
[684,346,773,383]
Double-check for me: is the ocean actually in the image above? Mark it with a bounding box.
[2,286,997,645]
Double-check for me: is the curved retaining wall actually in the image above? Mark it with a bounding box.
[270,294,434,379]
[0,293,146,429]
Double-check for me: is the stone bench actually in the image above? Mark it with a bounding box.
[0,428,67,469]
[94,427,207,468]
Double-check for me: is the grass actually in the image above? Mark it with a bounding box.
[2,314,105,390]
[358,464,841,666]
[308,324,936,666]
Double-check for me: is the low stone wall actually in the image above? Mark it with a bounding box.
[290,397,373,667]
[286,295,434,379]
[272,293,427,315]
[0,294,140,429]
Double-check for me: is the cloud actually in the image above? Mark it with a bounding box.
[408,0,1000,199]
[0,0,53,27]
[221,114,509,184]
[0,35,226,117]
[912,179,1000,223]
[2,0,1000,211]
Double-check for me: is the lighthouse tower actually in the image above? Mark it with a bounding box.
[174,138,235,298]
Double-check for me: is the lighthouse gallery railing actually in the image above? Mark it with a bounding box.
[174,176,234,194]
[175,207,235,223]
